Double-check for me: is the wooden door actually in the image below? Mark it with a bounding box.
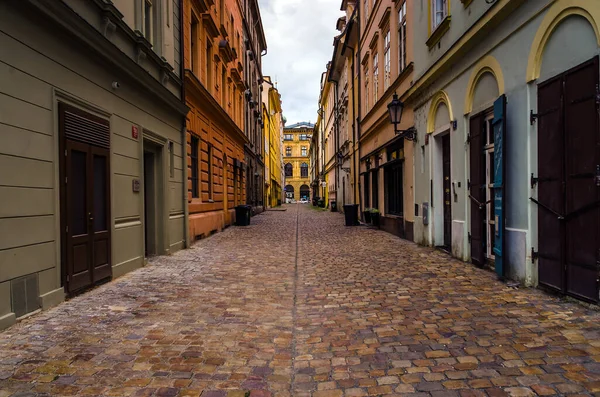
[469,115,486,265]
[60,103,111,294]
[537,75,564,292]
[442,135,452,248]
[564,58,599,302]
[537,57,599,302]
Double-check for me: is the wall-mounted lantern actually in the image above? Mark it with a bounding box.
[387,93,417,142]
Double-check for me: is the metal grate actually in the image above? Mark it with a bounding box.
[62,106,110,149]
[10,275,39,318]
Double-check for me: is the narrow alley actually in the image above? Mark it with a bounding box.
[1,206,600,397]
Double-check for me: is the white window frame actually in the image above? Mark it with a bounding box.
[398,2,407,72]
[373,53,379,103]
[383,31,391,90]
[431,0,448,31]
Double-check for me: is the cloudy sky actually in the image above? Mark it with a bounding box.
[258,0,344,125]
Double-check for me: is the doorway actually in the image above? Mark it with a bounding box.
[536,56,599,303]
[432,131,452,249]
[59,103,112,294]
[143,141,164,257]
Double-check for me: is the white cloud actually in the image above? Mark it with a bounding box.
[259,0,343,125]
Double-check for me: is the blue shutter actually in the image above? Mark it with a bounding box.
[493,95,507,278]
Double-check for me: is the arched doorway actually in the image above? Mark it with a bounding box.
[285,184,294,200]
[300,184,310,201]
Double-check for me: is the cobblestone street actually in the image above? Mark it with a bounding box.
[2,205,600,397]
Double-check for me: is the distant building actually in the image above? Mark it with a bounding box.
[283,122,314,202]
[262,77,284,207]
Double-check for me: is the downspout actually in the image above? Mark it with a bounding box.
[179,0,189,248]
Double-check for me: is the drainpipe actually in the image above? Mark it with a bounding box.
[355,3,362,214]
[179,0,189,248]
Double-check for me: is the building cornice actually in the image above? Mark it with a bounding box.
[20,0,187,115]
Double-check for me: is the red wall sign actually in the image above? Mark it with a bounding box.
[132,125,139,139]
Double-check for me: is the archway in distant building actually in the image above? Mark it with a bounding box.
[285,184,295,200]
[300,184,310,200]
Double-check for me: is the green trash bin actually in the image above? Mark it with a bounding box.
[330,201,337,212]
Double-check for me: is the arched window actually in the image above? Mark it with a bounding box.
[285,163,293,177]
[300,162,308,177]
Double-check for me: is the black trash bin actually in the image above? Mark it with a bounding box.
[330,201,337,212]
[235,205,251,226]
[343,204,359,226]
[318,198,325,208]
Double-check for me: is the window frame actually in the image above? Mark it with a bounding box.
[398,2,407,73]
[286,146,292,157]
[301,146,307,157]
[431,0,448,32]
[383,30,391,90]
[191,135,200,198]
[300,163,308,178]
[285,163,293,177]
[373,52,379,103]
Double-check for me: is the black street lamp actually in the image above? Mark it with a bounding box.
[387,93,417,142]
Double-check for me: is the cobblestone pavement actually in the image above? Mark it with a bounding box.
[1,205,600,397]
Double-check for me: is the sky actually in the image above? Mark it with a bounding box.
[258,0,344,125]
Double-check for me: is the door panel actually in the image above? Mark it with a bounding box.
[493,94,507,278]
[564,57,599,302]
[66,140,92,292]
[442,135,452,248]
[91,147,112,283]
[469,115,486,265]
[537,77,564,292]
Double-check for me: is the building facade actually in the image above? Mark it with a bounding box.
[409,0,600,303]
[184,0,249,241]
[242,0,267,215]
[0,0,188,329]
[357,0,415,239]
[283,122,314,202]
[262,77,284,208]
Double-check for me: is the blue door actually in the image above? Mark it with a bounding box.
[492,95,507,278]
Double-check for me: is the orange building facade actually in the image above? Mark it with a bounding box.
[183,0,249,241]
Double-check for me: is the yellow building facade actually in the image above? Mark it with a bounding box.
[262,77,284,207]
[283,123,313,201]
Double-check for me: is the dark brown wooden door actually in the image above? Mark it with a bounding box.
[469,115,486,265]
[60,103,112,294]
[537,57,599,303]
[442,134,452,248]
[564,58,599,302]
[65,141,112,293]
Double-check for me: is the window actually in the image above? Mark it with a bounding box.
[206,40,212,89]
[432,0,448,31]
[285,163,293,177]
[399,2,407,72]
[384,31,391,90]
[208,143,214,200]
[301,163,308,178]
[143,0,154,44]
[363,172,370,208]
[364,0,369,23]
[373,53,379,103]
[191,14,199,75]
[364,64,369,112]
[371,169,379,210]
[286,147,292,157]
[191,136,199,198]
[169,141,175,178]
[300,134,309,140]
[385,162,404,216]
[221,66,226,106]
[301,147,307,156]
[284,134,293,141]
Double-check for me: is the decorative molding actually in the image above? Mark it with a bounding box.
[464,55,504,114]
[526,0,600,82]
[427,91,454,133]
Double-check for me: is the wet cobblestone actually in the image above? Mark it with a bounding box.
[1,205,600,396]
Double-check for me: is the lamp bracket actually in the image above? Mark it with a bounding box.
[395,126,418,142]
